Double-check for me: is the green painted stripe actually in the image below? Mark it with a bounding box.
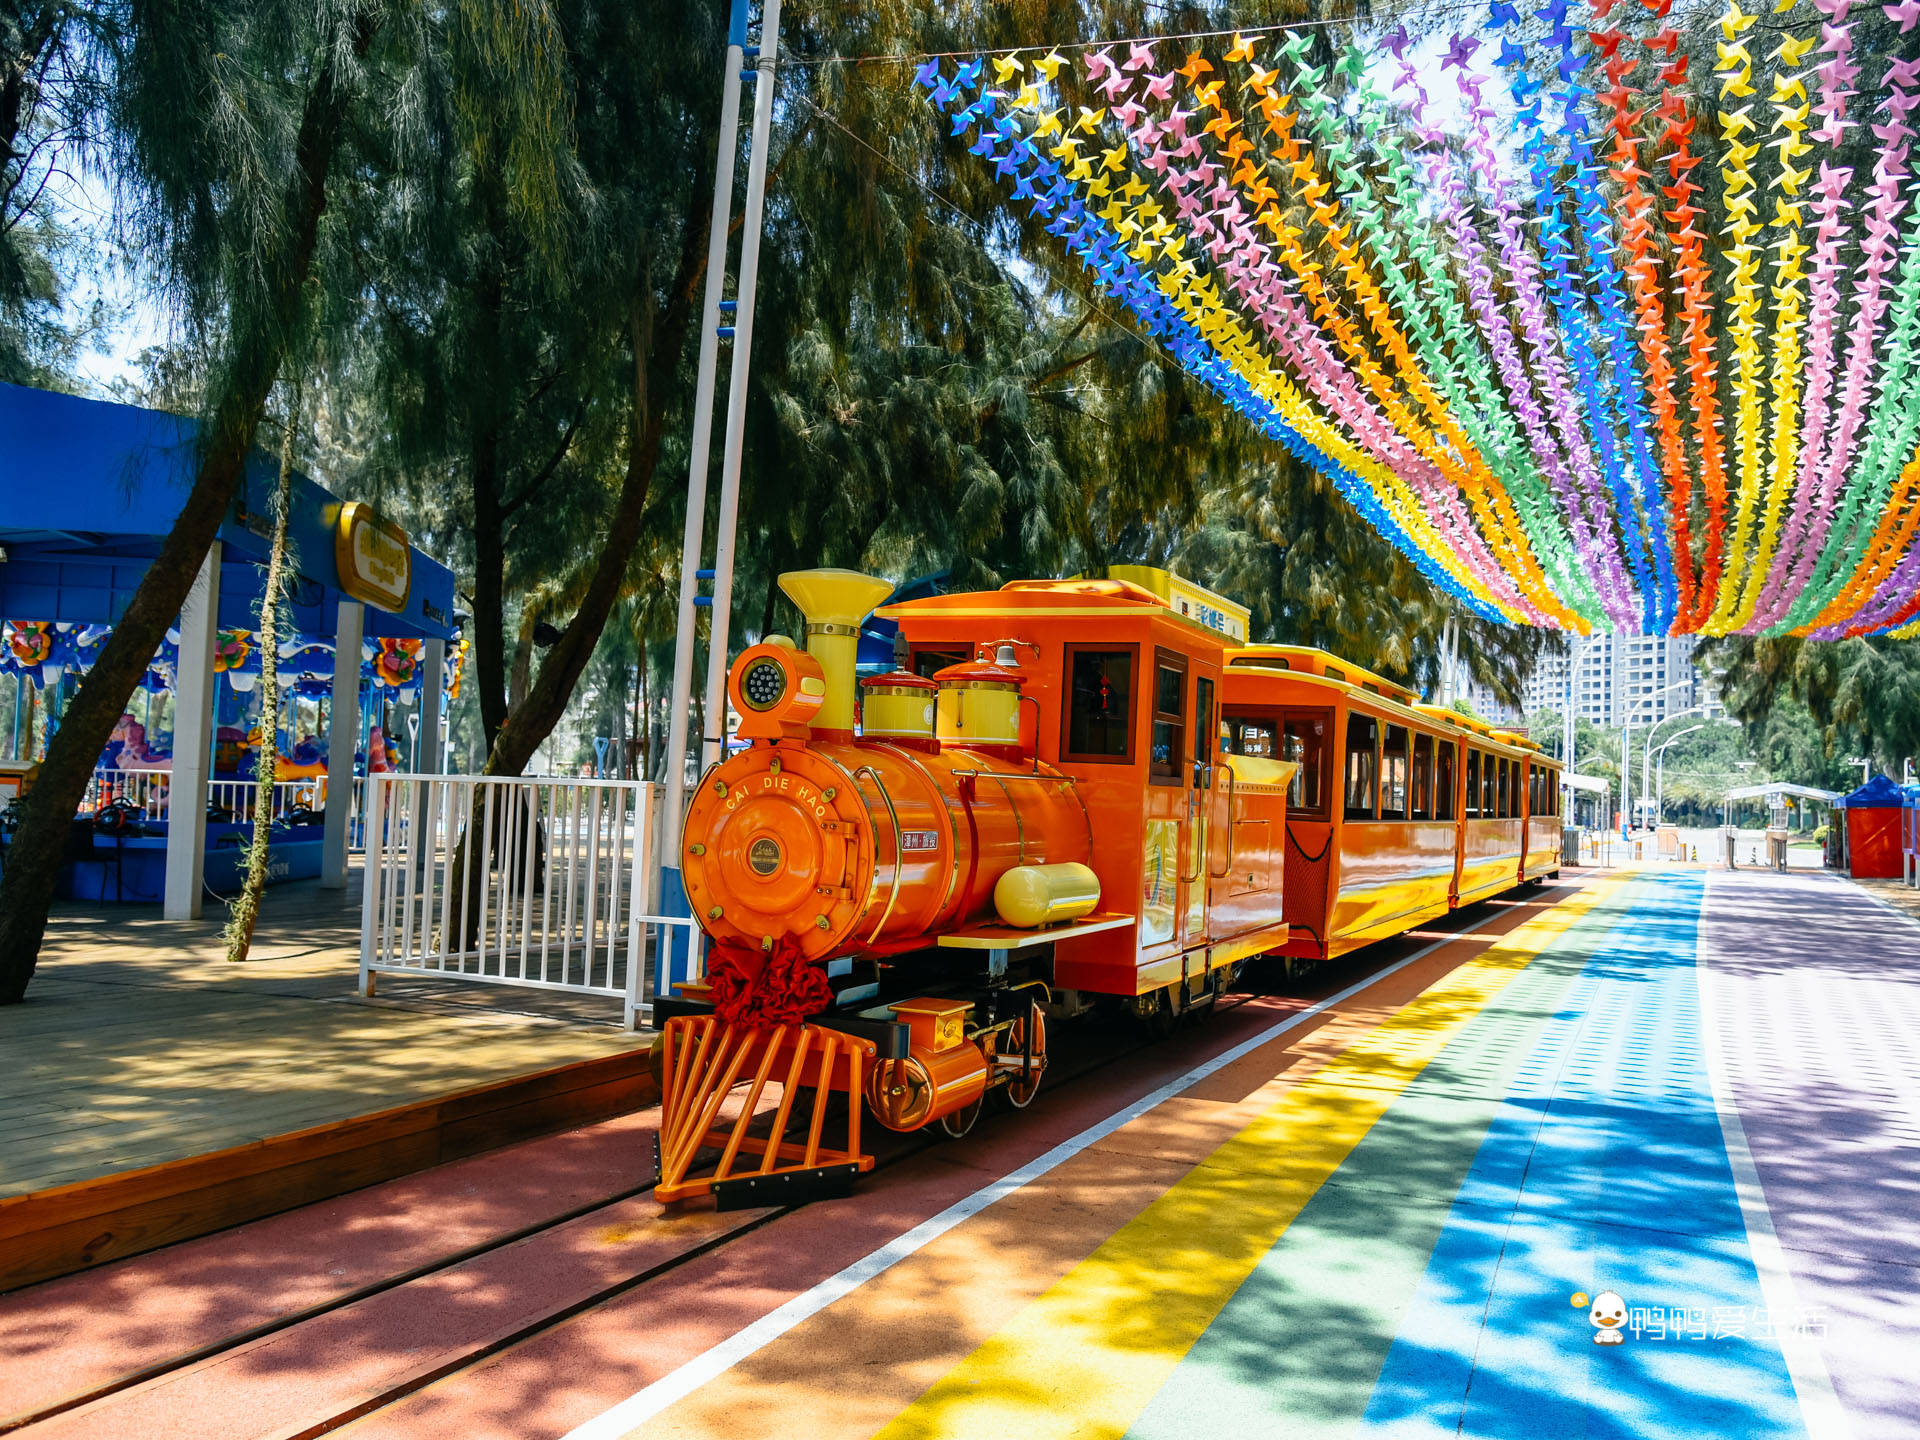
[1126,880,1654,1440]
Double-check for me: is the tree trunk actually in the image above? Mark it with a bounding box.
[0,13,373,1004]
[472,423,508,750]
[508,604,537,713]
[483,191,711,778]
[224,384,300,962]
[468,257,510,752]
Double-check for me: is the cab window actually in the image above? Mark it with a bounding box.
[1194,676,1214,771]
[1381,724,1409,820]
[1148,648,1187,785]
[1436,740,1456,821]
[1062,645,1134,763]
[911,649,966,679]
[1464,749,1481,819]
[1345,712,1379,821]
[1412,732,1434,820]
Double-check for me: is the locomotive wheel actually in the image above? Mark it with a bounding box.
[939,1095,984,1138]
[1002,1006,1048,1109]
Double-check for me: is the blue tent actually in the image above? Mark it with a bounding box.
[1841,774,1905,809]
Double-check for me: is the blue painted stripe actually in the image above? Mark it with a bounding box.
[1356,873,1808,1440]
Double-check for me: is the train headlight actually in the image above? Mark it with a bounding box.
[740,656,788,711]
[728,640,827,741]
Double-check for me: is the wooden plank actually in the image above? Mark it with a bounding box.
[0,1047,658,1292]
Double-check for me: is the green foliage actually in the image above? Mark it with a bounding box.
[1706,635,1920,782]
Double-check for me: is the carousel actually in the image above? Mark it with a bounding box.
[0,382,459,914]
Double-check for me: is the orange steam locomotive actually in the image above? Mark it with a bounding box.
[651,568,1561,1206]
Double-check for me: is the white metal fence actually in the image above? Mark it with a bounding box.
[87,767,339,823]
[357,772,698,1029]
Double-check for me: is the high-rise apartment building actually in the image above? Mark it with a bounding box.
[1521,634,1725,727]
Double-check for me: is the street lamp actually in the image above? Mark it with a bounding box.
[1642,705,1706,826]
[1620,678,1692,834]
[1650,722,1707,824]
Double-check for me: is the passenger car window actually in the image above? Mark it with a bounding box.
[1412,732,1434,821]
[1345,713,1379,821]
[1194,676,1214,769]
[1149,648,1187,785]
[1226,714,1276,756]
[1496,758,1511,819]
[1481,752,1498,817]
[1436,741,1456,821]
[1283,711,1329,817]
[1381,724,1409,820]
[1464,749,1481,819]
[1062,647,1134,762]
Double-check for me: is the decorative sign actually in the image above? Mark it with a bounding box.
[334,501,411,613]
[1105,566,1251,640]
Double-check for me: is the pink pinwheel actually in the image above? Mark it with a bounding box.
[1887,0,1920,32]
[1123,41,1156,73]
[1143,71,1176,101]
[1083,45,1117,83]
[1113,97,1146,128]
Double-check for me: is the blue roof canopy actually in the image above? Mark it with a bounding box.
[0,382,455,642]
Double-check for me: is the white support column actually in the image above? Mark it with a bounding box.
[662,0,751,842]
[699,0,784,773]
[418,638,445,775]
[164,544,221,920]
[322,600,364,889]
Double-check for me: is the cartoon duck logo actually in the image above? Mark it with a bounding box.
[1588,1291,1628,1345]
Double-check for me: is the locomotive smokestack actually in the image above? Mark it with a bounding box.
[776,569,894,737]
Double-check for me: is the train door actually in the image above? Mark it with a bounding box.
[1189,670,1222,954]
[1140,647,1190,960]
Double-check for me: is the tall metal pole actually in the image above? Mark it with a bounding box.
[661,0,750,846]
[700,0,784,774]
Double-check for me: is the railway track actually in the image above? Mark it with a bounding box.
[2,895,1554,1440]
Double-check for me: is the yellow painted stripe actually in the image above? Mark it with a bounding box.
[873,875,1633,1440]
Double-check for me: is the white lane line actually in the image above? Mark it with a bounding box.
[562,891,1590,1440]
[1696,878,1854,1440]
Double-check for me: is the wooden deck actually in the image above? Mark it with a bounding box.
[3,867,650,1200]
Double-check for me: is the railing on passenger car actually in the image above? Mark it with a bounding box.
[356,772,701,1030]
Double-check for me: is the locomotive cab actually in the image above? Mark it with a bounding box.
[880,576,1295,1019]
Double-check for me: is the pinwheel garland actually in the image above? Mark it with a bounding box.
[915,4,1920,636]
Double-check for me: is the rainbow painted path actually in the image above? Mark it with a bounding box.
[548,870,1916,1440]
